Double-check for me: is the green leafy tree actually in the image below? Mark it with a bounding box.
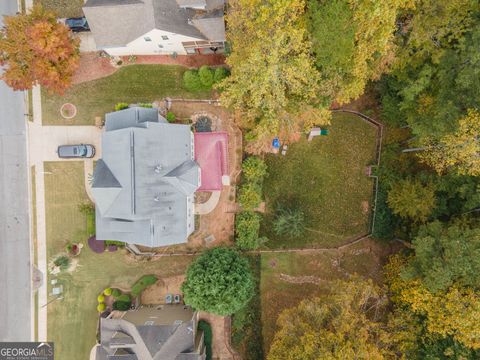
[181,247,254,316]
[268,279,391,360]
[307,0,411,104]
[241,157,267,183]
[386,254,480,350]
[387,179,436,222]
[273,207,305,237]
[219,0,323,140]
[403,221,480,292]
[235,211,262,250]
[419,109,480,176]
[0,5,80,94]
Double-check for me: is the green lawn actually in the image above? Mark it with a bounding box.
[261,112,378,249]
[34,0,84,18]
[44,161,193,360]
[42,65,212,125]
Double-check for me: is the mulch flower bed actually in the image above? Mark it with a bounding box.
[88,236,105,253]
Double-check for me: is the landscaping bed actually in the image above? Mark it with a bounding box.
[41,65,213,125]
[261,112,378,249]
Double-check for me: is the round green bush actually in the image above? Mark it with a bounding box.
[97,303,106,313]
[166,112,176,123]
[114,102,129,111]
[117,294,131,302]
[181,247,254,316]
[97,294,105,303]
[183,70,203,91]
[214,67,229,83]
[113,300,131,311]
[111,289,121,298]
[103,288,112,296]
[198,65,214,88]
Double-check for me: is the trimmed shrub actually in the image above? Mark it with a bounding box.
[131,275,158,297]
[117,294,131,302]
[104,240,125,247]
[97,303,106,312]
[53,255,70,270]
[138,103,153,108]
[103,288,112,296]
[111,289,121,298]
[97,294,105,303]
[113,300,131,311]
[198,320,213,360]
[214,67,229,83]
[198,65,214,88]
[114,102,129,111]
[235,211,262,250]
[166,112,176,123]
[238,183,262,210]
[242,157,267,184]
[183,70,203,91]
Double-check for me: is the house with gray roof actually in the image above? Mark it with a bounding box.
[83,0,226,56]
[94,305,206,360]
[92,107,200,247]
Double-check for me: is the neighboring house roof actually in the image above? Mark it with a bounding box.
[92,107,200,247]
[95,306,205,360]
[84,0,225,48]
[194,132,228,191]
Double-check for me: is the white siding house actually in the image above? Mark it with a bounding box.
[83,0,225,56]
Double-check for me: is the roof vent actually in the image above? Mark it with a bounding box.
[154,165,162,174]
[154,195,161,202]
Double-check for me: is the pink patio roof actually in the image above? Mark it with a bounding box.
[194,132,228,191]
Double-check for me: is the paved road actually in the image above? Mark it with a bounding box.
[0,0,32,341]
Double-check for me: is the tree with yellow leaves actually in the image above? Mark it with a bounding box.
[419,109,480,176]
[268,278,391,360]
[219,0,328,143]
[385,254,480,350]
[306,0,413,104]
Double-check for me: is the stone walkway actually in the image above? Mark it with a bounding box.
[194,191,221,215]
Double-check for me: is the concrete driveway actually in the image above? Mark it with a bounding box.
[75,31,97,53]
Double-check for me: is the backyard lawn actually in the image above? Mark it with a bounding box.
[44,161,193,360]
[35,0,85,18]
[42,65,212,125]
[261,112,378,249]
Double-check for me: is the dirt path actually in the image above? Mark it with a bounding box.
[198,313,240,360]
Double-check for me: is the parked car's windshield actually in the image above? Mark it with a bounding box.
[79,145,87,156]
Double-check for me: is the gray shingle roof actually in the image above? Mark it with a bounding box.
[84,0,225,48]
[92,107,200,247]
[96,308,205,360]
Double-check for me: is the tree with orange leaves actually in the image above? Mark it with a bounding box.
[0,5,80,94]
